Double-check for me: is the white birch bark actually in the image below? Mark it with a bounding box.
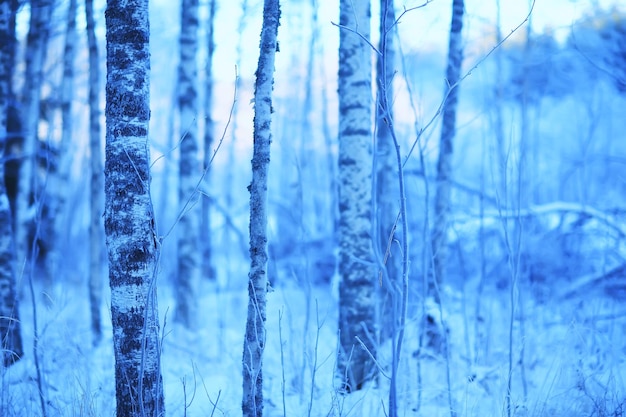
[15,0,52,276]
[86,0,103,344]
[432,0,464,297]
[337,0,376,392]
[242,0,280,415]
[176,0,200,328]
[104,1,164,415]
[0,0,23,367]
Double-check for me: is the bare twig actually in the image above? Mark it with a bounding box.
[307,300,322,417]
[354,336,390,380]
[162,67,238,241]
[278,309,287,417]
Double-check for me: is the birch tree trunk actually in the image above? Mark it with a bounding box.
[301,0,318,235]
[45,0,78,285]
[86,0,103,345]
[3,0,19,239]
[493,0,506,194]
[223,0,248,280]
[16,0,52,277]
[7,1,18,75]
[242,0,280,415]
[0,0,23,367]
[201,0,216,280]
[0,159,22,368]
[175,0,200,328]
[104,1,165,415]
[320,28,338,243]
[337,0,376,393]
[376,3,412,414]
[431,0,464,299]
[375,0,398,342]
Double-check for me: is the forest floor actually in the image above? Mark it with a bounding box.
[1,272,625,416]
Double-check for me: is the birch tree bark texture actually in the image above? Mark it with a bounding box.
[432,0,464,299]
[242,0,280,415]
[337,0,377,393]
[0,0,23,367]
[104,1,165,415]
[175,0,200,329]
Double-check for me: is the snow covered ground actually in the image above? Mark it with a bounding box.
[2,268,625,416]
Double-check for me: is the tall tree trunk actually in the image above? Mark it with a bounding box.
[0,0,23,367]
[319,35,338,242]
[4,0,20,241]
[7,1,18,77]
[375,0,398,342]
[3,0,19,258]
[337,0,376,392]
[303,0,317,231]
[493,0,506,195]
[175,0,200,328]
[104,1,165,415]
[201,0,216,280]
[431,0,464,299]
[242,0,280,415]
[375,1,410,415]
[45,0,78,287]
[16,0,52,278]
[86,0,103,345]
[157,80,177,231]
[223,0,248,280]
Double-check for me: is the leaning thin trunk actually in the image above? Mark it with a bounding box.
[0,0,23,367]
[104,1,165,415]
[242,1,280,416]
[86,0,103,345]
[337,0,377,393]
[175,0,201,329]
[431,0,464,298]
